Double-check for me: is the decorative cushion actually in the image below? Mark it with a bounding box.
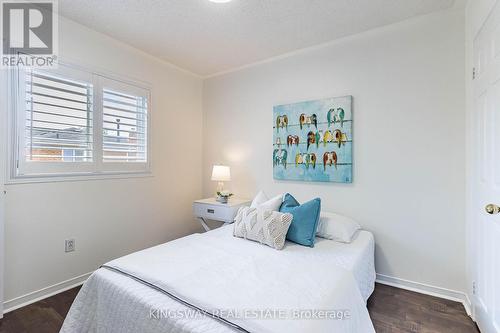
[279,193,321,247]
[233,207,293,250]
[316,212,361,243]
[250,190,283,211]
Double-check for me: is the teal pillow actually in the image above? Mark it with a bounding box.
[279,193,321,247]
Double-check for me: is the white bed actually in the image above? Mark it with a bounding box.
[61,225,376,333]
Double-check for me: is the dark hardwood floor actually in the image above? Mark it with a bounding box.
[0,283,479,333]
[0,287,79,333]
[368,284,479,333]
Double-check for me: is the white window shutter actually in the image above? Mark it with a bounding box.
[13,63,151,180]
[102,88,147,163]
[25,69,94,162]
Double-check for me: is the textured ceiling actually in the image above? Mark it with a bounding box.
[58,0,455,76]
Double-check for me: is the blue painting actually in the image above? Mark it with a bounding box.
[273,96,352,183]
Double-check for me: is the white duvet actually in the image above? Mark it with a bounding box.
[61,226,375,333]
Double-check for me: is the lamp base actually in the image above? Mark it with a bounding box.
[215,182,229,203]
[216,181,224,194]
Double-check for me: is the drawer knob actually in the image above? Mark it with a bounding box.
[207,209,215,214]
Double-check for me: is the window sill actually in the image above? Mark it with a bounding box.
[6,171,153,185]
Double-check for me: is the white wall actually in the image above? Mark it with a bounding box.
[203,9,466,293]
[2,18,203,306]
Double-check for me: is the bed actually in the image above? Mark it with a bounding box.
[61,225,376,333]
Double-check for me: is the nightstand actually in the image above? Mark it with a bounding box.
[193,198,251,231]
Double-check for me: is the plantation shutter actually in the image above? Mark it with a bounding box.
[14,64,150,179]
[102,88,148,163]
[25,69,93,162]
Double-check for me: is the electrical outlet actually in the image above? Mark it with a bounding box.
[65,239,75,253]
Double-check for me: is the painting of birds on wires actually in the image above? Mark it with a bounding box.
[273,95,352,183]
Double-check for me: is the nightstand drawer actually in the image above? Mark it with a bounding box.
[193,198,251,231]
[193,203,238,223]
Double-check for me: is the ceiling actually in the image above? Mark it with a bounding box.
[58,0,456,76]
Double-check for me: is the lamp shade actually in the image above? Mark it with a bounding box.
[211,165,231,181]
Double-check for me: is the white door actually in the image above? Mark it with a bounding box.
[472,1,500,332]
[0,70,6,318]
[0,168,3,320]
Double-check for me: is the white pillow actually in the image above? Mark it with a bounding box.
[250,190,283,211]
[233,207,293,250]
[316,212,361,243]
[250,190,267,208]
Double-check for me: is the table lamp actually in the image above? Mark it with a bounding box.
[211,165,231,196]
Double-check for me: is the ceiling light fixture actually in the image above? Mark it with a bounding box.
[209,0,233,3]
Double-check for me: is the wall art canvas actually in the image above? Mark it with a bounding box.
[273,95,352,183]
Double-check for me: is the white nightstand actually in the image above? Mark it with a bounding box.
[193,198,251,231]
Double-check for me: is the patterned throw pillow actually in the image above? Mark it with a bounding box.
[233,207,293,250]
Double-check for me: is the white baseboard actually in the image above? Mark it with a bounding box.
[3,271,93,314]
[376,273,473,317]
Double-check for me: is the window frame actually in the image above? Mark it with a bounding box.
[7,61,152,183]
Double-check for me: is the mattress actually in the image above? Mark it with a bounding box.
[61,226,375,333]
[312,229,376,301]
[174,225,376,301]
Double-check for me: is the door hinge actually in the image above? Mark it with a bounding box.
[472,281,477,295]
[473,67,476,80]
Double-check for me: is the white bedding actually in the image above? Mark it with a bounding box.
[61,226,375,333]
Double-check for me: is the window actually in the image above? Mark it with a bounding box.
[11,63,151,180]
